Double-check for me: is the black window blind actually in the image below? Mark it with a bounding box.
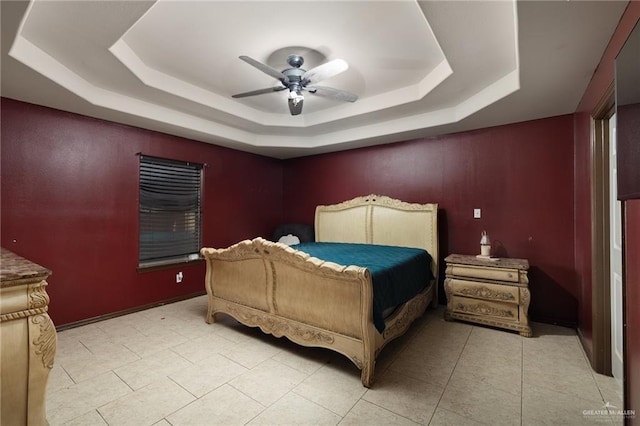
[139,155,202,266]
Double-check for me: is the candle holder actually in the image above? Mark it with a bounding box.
[480,230,492,257]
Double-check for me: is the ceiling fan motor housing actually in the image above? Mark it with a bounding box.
[282,68,305,94]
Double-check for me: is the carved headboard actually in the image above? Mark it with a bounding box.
[314,194,439,283]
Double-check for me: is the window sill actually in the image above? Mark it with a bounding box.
[137,257,204,273]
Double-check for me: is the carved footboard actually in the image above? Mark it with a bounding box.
[201,238,380,386]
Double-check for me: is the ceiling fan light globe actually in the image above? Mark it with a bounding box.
[288,91,304,105]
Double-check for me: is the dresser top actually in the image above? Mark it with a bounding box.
[445,254,529,270]
[1,248,51,284]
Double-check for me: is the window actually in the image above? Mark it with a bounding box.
[138,155,203,268]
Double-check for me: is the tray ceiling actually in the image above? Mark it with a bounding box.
[1,0,628,158]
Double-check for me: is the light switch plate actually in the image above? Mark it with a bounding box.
[474,208,481,218]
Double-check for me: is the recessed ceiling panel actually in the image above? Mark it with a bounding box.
[5,0,624,158]
[119,0,447,118]
[123,1,442,96]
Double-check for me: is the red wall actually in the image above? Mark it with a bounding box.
[625,199,640,421]
[283,116,577,325]
[617,103,640,199]
[1,98,283,326]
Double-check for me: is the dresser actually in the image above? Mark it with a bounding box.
[1,248,56,426]
[444,254,532,337]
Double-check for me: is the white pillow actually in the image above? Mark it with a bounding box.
[278,234,300,246]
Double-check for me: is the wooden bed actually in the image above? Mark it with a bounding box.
[200,195,439,387]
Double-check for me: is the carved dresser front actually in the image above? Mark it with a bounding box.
[444,254,532,337]
[1,248,56,425]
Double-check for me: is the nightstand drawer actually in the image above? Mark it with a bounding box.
[451,296,519,322]
[447,279,519,304]
[449,264,520,283]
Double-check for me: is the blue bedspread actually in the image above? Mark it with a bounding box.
[292,242,433,333]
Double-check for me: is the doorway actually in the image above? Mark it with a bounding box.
[591,83,623,388]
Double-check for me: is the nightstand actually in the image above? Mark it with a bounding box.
[444,254,532,337]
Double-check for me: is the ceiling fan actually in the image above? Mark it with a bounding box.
[232,54,358,116]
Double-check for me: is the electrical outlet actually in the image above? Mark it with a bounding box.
[474,208,481,219]
[176,272,183,283]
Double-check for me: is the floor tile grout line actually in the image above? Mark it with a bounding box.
[225,380,268,414]
[111,369,137,393]
[78,339,93,355]
[352,397,420,425]
[289,388,346,422]
[289,387,346,419]
[242,388,305,426]
[425,324,474,425]
[429,406,493,426]
[160,376,202,425]
[375,318,424,377]
[97,408,110,426]
[58,362,79,387]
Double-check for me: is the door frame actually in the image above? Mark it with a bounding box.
[590,82,615,375]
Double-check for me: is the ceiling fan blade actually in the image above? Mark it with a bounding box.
[232,86,287,98]
[302,59,348,85]
[288,97,303,116]
[239,56,289,84]
[306,86,358,102]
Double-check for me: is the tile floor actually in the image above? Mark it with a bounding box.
[47,296,624,425]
